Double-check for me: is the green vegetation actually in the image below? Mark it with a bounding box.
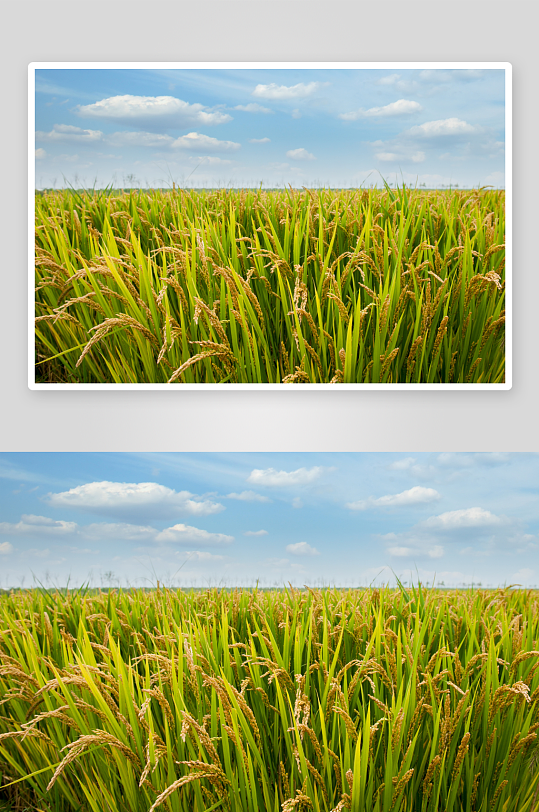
[35,186,505,384]
[2,584,538,811]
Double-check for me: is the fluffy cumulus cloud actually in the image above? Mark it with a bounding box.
[421,507,502,531]
[407,118,477,138]
[46,481,224,519]
[388,457,417,471]
[171,133,240,153]
[35,124,103,143]
[225,491,271,503]
[286,542,319,556]
[247,467,326,487]
[249,137,270,144]
[0,542,13,555]
[376,74,419,93]
[286,148,315,161]
[365,111,494,173]
[244,530,268,536]
[35,148,46,159]
[347,486,441,511]
[155,524,234,545]
[379,503,518,564]
[0,515,77,535]
[375,152,399,162]
[234,103,272,114]
[388,544,444,560]
[436,452,509,469]
[0,512,236,555]
[252,82,327,100]
[340,99,422,121]
[76,95,231,128]
[37,127,240,154]
[180,550,225,561]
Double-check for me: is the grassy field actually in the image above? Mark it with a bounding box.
[1,584,538,811]
[34,186,505,384]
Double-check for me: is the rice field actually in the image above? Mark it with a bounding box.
[34,186,506,384]
[1,584,538,811]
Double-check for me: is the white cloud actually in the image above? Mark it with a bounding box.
[225,491,271,503]
[180,550,225,561]
[292,497,303,509]
[0,542,13,555]
[376,152,400,162]
[171,132,241,153]
[0,515,77,535]
[387,538,444,560]
[155,523,234,545]
[340,99,422,120]
[407,118,477,138]
[35,148,46,159]
[347,486,441,511]
[35,124,103,143]
[286,542,319,556]
[76,95,231,127]
[428,545,444,559]
[422,507,502,530]
[286,148,315,161]
[252,82,327,100]
[411,151,425,163]
[437,453,509,469]
[46,481,224,518]
[244,530,268,536]
[249,137,271,144]
[388,546,413,557]
[378,74,402,86]
[21,514,64,526]
[247,467,325,487]
[234,103,272,114]
[376,74,419,93]
[388,457,416,471]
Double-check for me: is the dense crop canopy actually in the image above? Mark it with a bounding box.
[35,186,505,384]
[1,585,538,811]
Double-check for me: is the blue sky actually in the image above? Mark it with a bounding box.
[33,66,506,190]
[0,453,536,590]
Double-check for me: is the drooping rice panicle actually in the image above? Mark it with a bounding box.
[35,185,505,384]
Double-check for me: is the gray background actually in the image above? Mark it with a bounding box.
[3,1,534,452]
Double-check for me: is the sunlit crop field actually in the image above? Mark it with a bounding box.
[34,186,505,384]
[1,584,538,811]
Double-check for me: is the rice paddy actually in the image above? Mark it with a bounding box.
[1,584,538,811]
[34,185,506,384]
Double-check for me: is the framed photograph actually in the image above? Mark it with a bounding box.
[30,63,511,389]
